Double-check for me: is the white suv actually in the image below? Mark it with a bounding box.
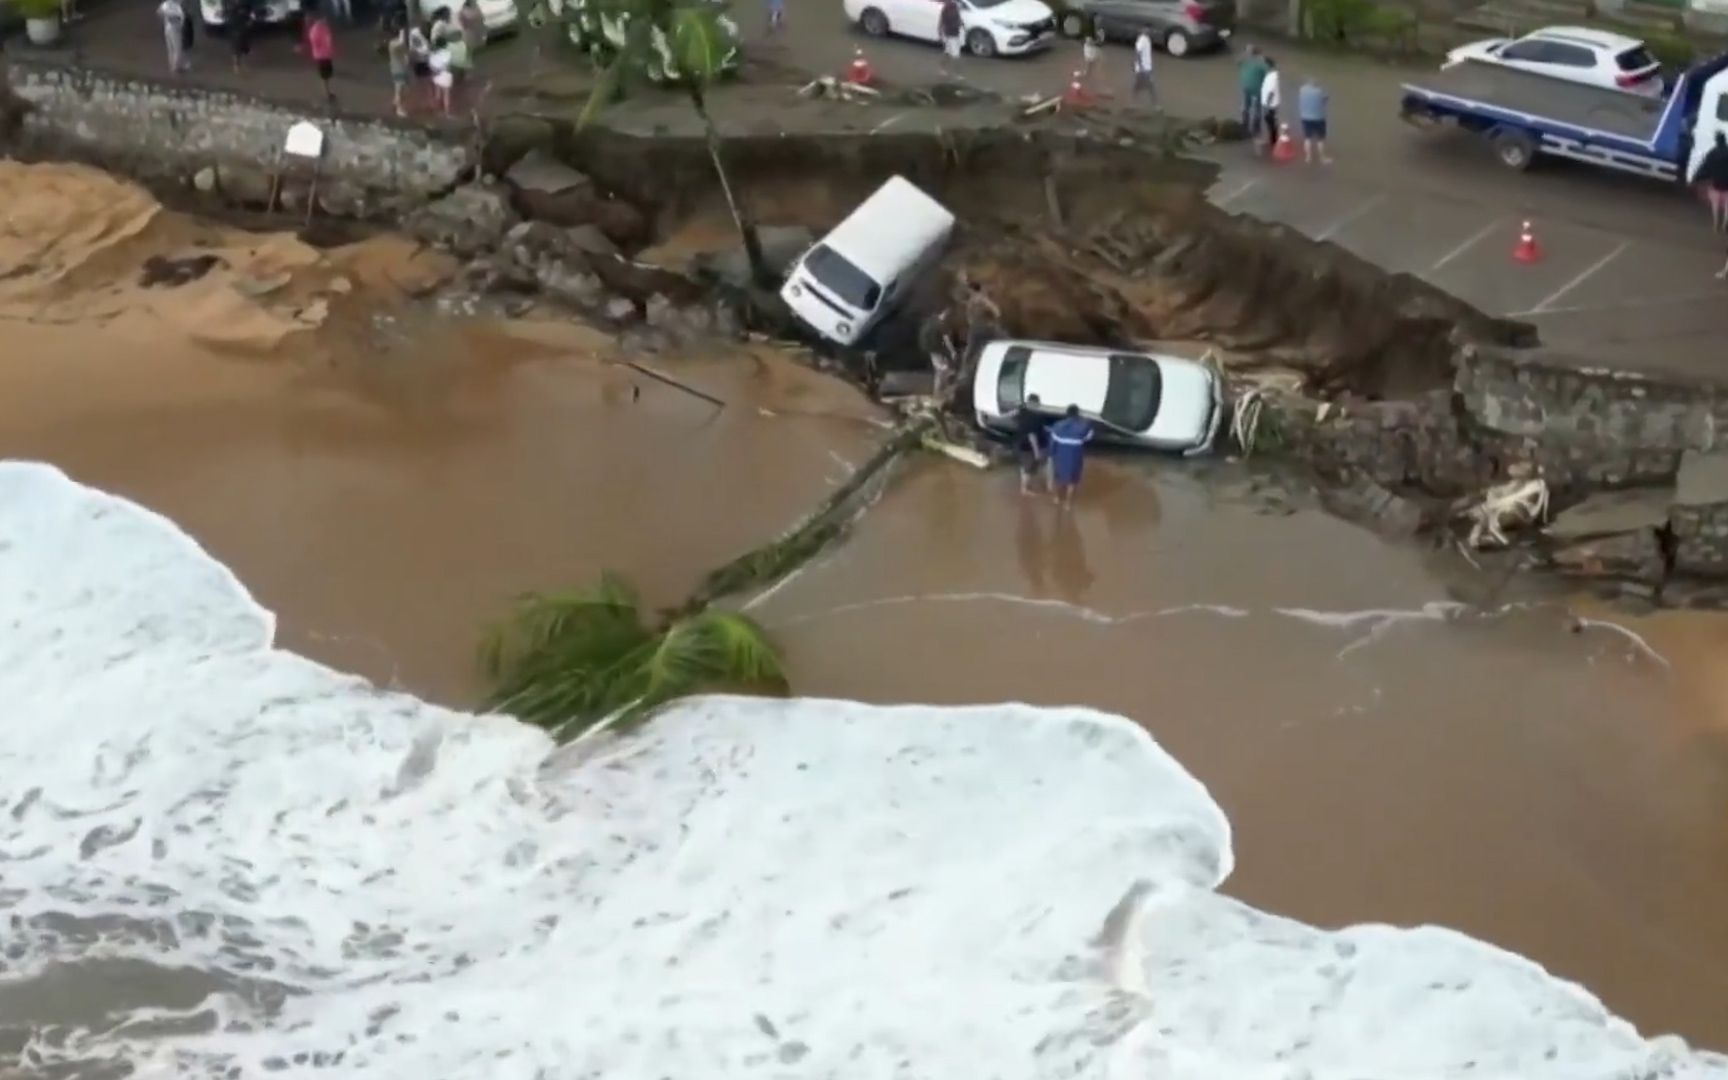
[1444,26,1664,97]
[845,0,1058,58]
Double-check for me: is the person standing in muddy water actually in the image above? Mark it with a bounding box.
[919,308,958,403]
[956,276,1001,355]
[1012,393,1049,496]
[1047,405,1094,508]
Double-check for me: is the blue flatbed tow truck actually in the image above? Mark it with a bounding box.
[1400,52,1728,183]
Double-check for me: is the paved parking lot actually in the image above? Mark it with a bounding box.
[1207,152,1727,377]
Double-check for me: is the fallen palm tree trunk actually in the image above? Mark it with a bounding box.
[681,416,934,614]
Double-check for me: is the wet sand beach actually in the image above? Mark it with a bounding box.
[2,163,1726,1051]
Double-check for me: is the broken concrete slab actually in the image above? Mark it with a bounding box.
[877,370,936,399]
[1549,529,1666,585]
[1318,476,1430,540]
[1545,486,1675,541]
[505,147,591,195]
[1676,450,1728,507]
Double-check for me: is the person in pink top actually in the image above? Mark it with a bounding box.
[306,11,337,107]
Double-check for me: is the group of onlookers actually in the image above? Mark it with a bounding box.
[154,0,491,118]
[1237,45,1332,164]
[382,0,489,115]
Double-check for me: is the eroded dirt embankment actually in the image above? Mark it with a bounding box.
[548,121,1535,399]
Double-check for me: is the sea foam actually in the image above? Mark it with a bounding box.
[1,459,1724,1079]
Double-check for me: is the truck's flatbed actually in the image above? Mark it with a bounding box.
[1403,60,1665,144]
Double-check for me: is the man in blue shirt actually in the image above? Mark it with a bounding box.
[1047,405,1094,508]
[1297,75,1332,165]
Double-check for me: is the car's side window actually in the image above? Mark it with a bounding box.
[1548,42,1596,67]
[1500,40,1548,63]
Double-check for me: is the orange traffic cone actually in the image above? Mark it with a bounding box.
[1062,70,1094,107]
[1512,220,1541,264]
[1270,124,1296,163]
[846,47,874,86]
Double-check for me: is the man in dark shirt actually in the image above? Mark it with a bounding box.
[918,308,957,402]
[1012,393,1049,495]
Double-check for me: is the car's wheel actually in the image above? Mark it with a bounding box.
[1059,10,1086,37]
[858,6,889,35]
[966,27,996,56]
[1491,127,1536,171]
[1164,28,1191,56]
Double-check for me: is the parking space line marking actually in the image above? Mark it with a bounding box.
[1313,194,1386,241]
[1428,220,1502,273]
[870,113,906,134]
[1211,179,1260,208]
[1507,287,1723,318]
[1527,241,1630,315]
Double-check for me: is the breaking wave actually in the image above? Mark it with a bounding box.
[1,459,1724,1079]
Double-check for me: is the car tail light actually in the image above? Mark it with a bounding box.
[1615,70,1653,87]
[1182,1,1206,19]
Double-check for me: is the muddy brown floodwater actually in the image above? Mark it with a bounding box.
[3,163,1727,1051]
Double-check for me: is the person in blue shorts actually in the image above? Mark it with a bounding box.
[1298,75,1332,165]
[1047,405,1094,508]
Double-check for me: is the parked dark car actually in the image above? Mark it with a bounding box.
[1055,0,1235,56]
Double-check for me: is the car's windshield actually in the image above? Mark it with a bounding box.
[1101,355,1162,431]
[995,346,1031,413]
[966,0,1015,8]
[802,244,881,311]
[1616,46,1657,71]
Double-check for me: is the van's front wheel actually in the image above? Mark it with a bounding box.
[966,28,996,56]
[859,6,889,35]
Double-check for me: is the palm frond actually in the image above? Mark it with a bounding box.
[667,3,727,86]
[477,571,654,731]
[576,0,662,127]
[621,609,789,726]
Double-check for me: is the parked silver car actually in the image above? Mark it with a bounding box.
[1055,0,1235,57]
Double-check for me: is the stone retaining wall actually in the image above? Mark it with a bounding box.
[1,58,470,216]
[1280,344,1728,595]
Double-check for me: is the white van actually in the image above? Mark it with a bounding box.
[780,176,955,348]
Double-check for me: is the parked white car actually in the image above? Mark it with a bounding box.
[1443,26,1663,97]
[845,0,1058,58]
[972,339,1225,455]
[418,0,519,37]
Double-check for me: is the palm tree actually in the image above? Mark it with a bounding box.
[577,0,771,285]
[479,571,789,740]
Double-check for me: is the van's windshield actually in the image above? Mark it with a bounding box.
[803,244,882,312]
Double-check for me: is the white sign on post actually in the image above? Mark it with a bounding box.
[283,121,325,160]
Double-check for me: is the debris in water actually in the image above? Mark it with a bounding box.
[138,254,221,288]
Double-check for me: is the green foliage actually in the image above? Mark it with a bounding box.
[1303,0,1415,48]
[13,0,63,20]
[556,0,739,104]
[479,571,788,739]
[1641,29,1695,71]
